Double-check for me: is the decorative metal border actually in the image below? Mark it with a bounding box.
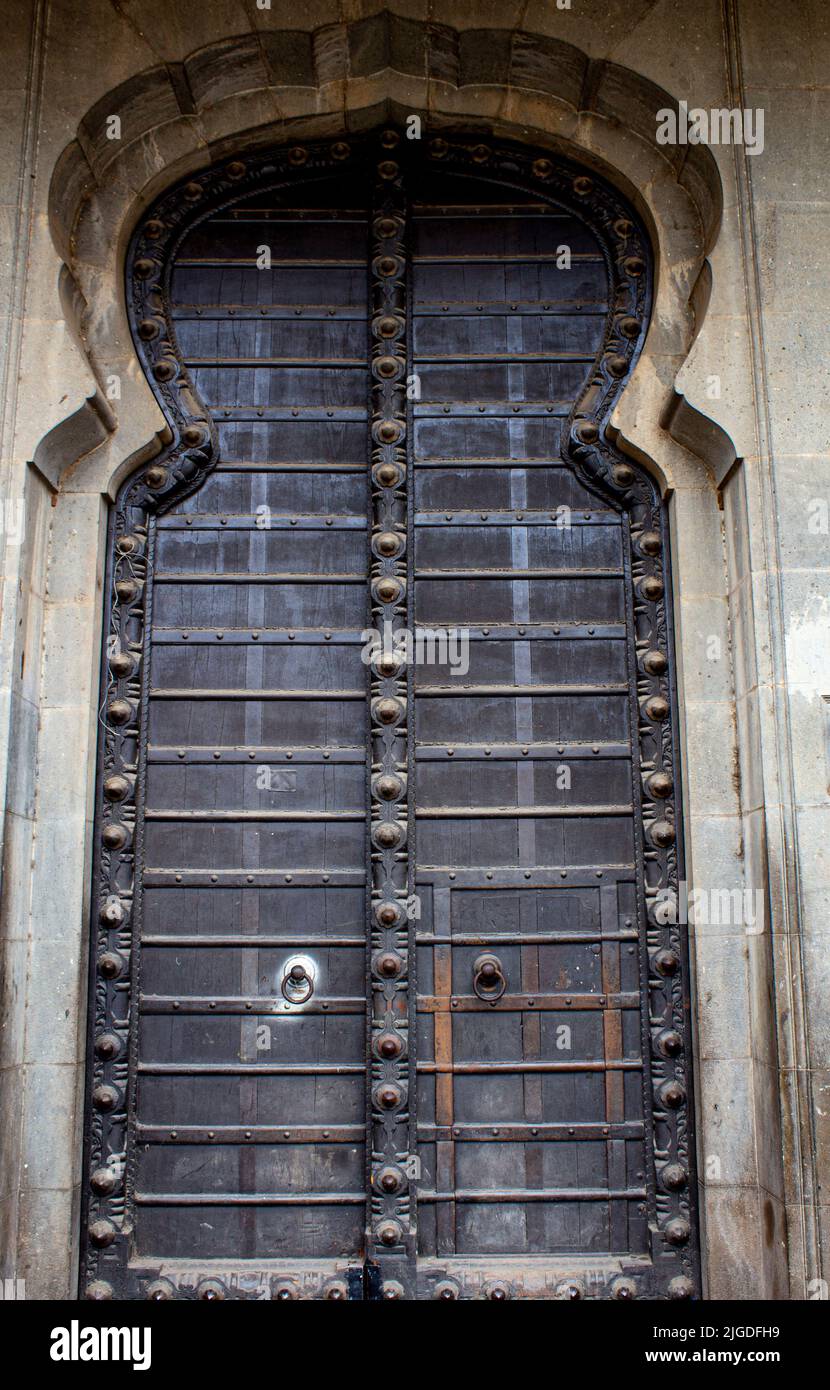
[81,129,697,1302]
[365,132,415,1297]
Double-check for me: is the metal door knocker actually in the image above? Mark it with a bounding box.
[473,953,507,1001]
[281,958,315,1004]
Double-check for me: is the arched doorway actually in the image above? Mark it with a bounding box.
[81,129,698,1300]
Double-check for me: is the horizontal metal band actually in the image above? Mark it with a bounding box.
[171,306,368,320]
[414,569,623,580]
[136,1124,365,1144]
[417,993,640,1013]
[416,1060,641,1074]
[414,683,628,697]
[415,867,635,886]
[147,746,365,763]
[412,254,604,265]
[414,301,608,317]
[414,805,633,819]
[414,351,597,362]
[412,204,569,217]
[417,1187,646,1204]
[177,259,367,269]
[153,572,366,584]
[140,995,364,1015]
[142,870,366,886]
[142,936,365,948]
[185,355,366,367]
[418,1121,644,1142]
[204,462,367,472]
[415,511,617,526]
[210,407,367,421]
[144,807,365,821]
[414,403,570,417]
[136,1062,365,1075]
[157,514,367,530]
[415,742,630,760]
[412,456,588,468]
[416,932,638,946]
[152,630,367,645]
[134,1192,366,1206]
[149,690,365,703]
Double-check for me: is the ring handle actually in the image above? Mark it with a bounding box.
[282,961,314,1003]
[473,952,507,1001]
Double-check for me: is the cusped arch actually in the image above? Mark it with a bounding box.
[44,18,727,501]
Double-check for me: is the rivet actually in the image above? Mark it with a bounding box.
[375,531,402,557]
[645,695,670,722]
[653,948,680,977]
[376,421,402,446]
[86,1281,114,1300]
[374,354,402,379]
[102,824,127,851]
[107,698,134,726]
[648,770,673,799]
[574,419,599,444]
[643,648,668,675]
[661,1162,688,1191]
[145,465,168,490]
[182,424,207,448]
[94,1032,121,1060]
[374,315,400,339]
[90,1166,117,1196]
[374,461,401,487]
[88,1220,117,1249]
[92,1084,119,1112]
[374,821,402,848]
[617,315,641,339]
[375,577,402,604]
[103,775,130,802]
[663,1217,690,1247]
[375,697,403,725]
[639,574,664,601]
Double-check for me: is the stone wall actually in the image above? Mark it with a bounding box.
[0,0,827,1300]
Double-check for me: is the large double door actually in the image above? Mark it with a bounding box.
[82,131,698,1300]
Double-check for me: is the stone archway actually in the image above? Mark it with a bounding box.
[7,18,788,1300]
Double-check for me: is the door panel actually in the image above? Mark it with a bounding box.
[81,132,698,1301]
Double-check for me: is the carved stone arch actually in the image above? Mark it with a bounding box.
[44,20,728,502]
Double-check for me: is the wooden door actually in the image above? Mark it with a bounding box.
[81,131,698,1301]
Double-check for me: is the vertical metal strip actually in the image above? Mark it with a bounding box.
[365,131,413,1296]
